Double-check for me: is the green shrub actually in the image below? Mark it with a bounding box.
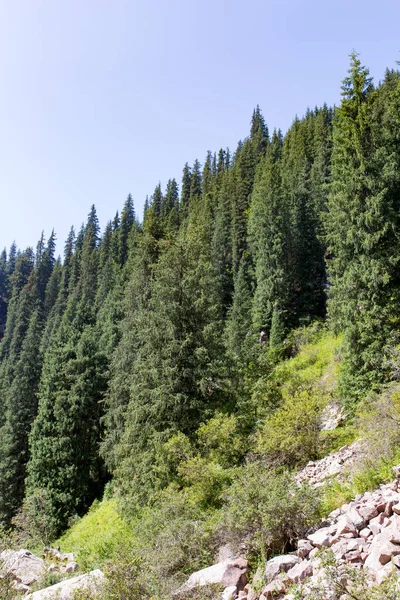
[222,463,321,556]
[257,389,326,467]
[196,413,247,468]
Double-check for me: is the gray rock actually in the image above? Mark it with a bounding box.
[297,539,313,558]
[180,559,248,593]
[307,527,332,548]
[26,569,105,599]
[0,549,46,586]
[286,560,313,584]
[222,585,237,600]
[264,555,300,583]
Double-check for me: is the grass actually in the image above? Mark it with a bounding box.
[276,331,341,399]
[57,499,132,571]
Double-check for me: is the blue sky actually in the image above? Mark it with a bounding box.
[0,0,399,255]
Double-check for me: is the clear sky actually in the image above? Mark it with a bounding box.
[0,0,399,255]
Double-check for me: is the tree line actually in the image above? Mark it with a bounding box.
[0,53,400,536]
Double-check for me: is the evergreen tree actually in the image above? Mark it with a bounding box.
[326,53,400,396]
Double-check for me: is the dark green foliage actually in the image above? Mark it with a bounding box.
[326,54,400,398]
[113,214,227,507]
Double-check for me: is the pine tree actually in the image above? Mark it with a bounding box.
[181,163,192,218]
[112,213,226,507]
[326,53,400,397]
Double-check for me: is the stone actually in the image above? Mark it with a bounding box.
[393,503,400,515]
[65,562,78,573]
[346,508,365,530]
[26,569,105,599]
[336,516,357,537]
[222,585,237,600]
[286,560,313,584]
[262,578,287,598]
[297,539,313,558]
[243,584,256,600]
[13,582,31,594]
[0,549,46,586]
[264,555,300,583]
[307,527,332,548]
[180,559,248,593]
[357,504,378,523]
[384,501,394,518]
[359,528,372,539]
[375,563,393,584]
[378,542,400,565]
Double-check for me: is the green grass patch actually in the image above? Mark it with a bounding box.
[276,331,341,399]
[57,499,132,571]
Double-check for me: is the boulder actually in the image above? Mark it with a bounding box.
[307,527,332,548]
[262,578,287,598]
[355,504,378,524]
[180,559,248,593]
[286,560,313,584]
[222,585,237,600]
[335,516,357,537]
[0,549,46,586]
[264,555,300,583]
[26,569,105,599]
[297,539,313,558]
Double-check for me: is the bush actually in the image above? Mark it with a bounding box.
[222,463,321,556]
[257,389,326,467]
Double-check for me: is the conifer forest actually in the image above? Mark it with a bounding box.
[2,54,400,598]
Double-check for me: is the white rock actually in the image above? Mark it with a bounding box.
[222,585,237,600]
[180,559,248,592]
[307,527,332,548]
[0,549,46,586]
[264,555,300,583]
[26,569,105,599]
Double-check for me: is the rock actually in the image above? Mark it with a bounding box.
[262,578,287,598]
[393,503,400,516]
[0,549,46,586]
[320,403,344,431]
[357,504,378,523]
[243,584,256,600]
[375,563,393,584]
[286,560,313,584]
[64,562,78,574]
[384,501,394,518]
[359,528,372,539]
[378,542,400,565]
[13,582,31,594]
[297,539,313,558]
[392,465,400,479]
[26,569,105,599]
[345,509,365,530]
[336,516,357,537]
[222,585,237,600]
[264,555,300,583]
[180,559,248,593]
[307,527,332,548]
[218,544,236,562]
